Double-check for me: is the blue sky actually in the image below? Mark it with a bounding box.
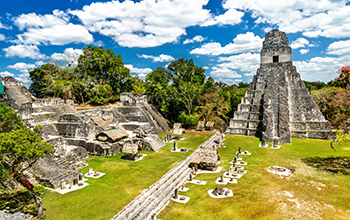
[1,0,350,87]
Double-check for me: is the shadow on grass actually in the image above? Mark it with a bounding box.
[302,156,350,175]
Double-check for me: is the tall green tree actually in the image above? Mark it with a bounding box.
[75,46,132,100]
[0,104,53,219]
[146,67,169,110]
[29,64,62,98]
[167,58,206,86]
[0,103,25,132]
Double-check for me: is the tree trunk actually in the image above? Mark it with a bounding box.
[28,188,44,219]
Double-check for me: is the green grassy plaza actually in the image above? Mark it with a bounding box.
[41,131,350,220]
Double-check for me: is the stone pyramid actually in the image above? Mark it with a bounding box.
[226,29,328,144]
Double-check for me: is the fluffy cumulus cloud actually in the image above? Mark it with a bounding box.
[35,61,45,66]
[327,40,350,55]
[210,66,242,79]
[3,44,45,59]
[294,55,350,82]
[0,33,5,41]
[191,32,263,56]
[223,0,350,38]
[7,62,36,73]
[200,33,262,56]
[13,10,93,45]
[291,38,309,49]
[183,35,206,44]
[16,23,93,45]
[125,64,152,80]
[201,9,244,26]
[51,48,83,66]
[15,73,32,84]
[217,53,260,74]
[0,71,15,77]
[13,10,69,30]
[137,54,175,62]
[300,49,309,54]
[69,0,212,47]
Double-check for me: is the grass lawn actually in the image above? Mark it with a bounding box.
[41,131,215,220]
[41,132,350,220]
[158,135,350,220]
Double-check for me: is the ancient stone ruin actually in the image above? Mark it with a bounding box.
[226,29,328,143]
[0,77,168,189]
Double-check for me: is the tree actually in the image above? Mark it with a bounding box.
[333,66,350,88]
[0,103,25,132]
[198,91,229,124]
[311,87,344,123]
[0,104,53,218]
[75,46,132,100]
[145,67,169,109]
[168,80,203,115]
[303,80,328,91]
[167,58,206,86]
[29,64,62,98]
[130,76,146,95]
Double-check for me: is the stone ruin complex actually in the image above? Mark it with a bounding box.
[0,76,168,189]
[226,29,328,143]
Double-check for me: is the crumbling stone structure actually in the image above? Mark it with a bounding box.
[226,29,328,143]
[118,92,170,132]
[0,77,167,189]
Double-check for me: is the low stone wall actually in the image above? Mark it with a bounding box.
[112,131,221,220]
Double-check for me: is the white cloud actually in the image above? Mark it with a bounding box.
[327,39,350,55]
[215,53,260,78]
[7,62,36,73]
[3,44,45,59]
[0,21,12,30]
[294,55,350,82]
[0,71,15,77]
[0,33,5,41]
[203,66,209,69]
[223,0,350,38]
[15,73,32,83]
[137,73,147,80]
[217,78,242,85]
[210,66,242,79]
[137,54,174,62]
[69,0,211,47]
[12,10,93,46]
[51,48,83,66]
[13,10,69,30]
[201,9,244,27]
[183,35,206,44]
[190,32,263,56]
[125,64,152,75]
[300,49,309,54]
[291,38,309,49]
[35,61,45,66]
[16,23,93,45]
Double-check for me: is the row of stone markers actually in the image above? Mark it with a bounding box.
[112,131,221,220]
[210,144,251,198]
[259,138,281,149]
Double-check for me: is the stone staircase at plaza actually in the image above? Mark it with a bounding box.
[112,132,220,220]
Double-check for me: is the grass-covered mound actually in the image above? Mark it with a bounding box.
[159,135,350,220]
